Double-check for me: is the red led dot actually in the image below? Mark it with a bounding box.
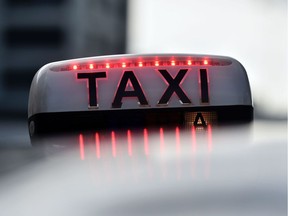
[89,64,94,69]
[138,62,143,67]
[155,61,159,66]
[73,65,78,70]
[187,60,192,65]
[171,60,175,66]
[122,62,126,68]
[204,60,208,65]
[106,63,110,68]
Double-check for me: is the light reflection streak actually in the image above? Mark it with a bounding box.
[95,132,101,159]
[160,127,165,155]
[159,127,167,179]
[79,134,85,160]
[191,126,197,153]
[207,124,213,152]
[143,128,149,156]
[176,127,182,180]
[191,126,196,178]
[127,130,133,157]
[205,125,213,178]
[175,126,181,155]
[111,131,116,158]
[143,128,153,180]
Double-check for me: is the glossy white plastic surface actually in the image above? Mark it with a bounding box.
[28,54,252,118]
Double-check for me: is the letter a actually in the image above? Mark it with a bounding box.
[193,112,207,127]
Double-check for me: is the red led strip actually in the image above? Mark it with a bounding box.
[51,57,232,72]
[70,60,209,71]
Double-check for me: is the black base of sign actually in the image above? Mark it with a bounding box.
[28,105,253,138]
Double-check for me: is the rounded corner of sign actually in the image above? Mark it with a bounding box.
[33,63,55,80]
[228,57,245,67]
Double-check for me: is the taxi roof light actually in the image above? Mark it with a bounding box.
[28,54,253,137]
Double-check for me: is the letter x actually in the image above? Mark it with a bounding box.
[158,69,191,105]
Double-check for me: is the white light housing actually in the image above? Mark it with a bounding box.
[28,54,253,136]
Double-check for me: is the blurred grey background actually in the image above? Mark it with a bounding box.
[0,0,127,118]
